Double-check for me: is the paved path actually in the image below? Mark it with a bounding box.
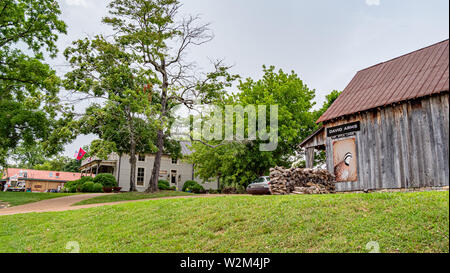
[0,194,240,216]
[0,193,112,216]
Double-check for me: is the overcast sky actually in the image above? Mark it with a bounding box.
[54,0,449,157]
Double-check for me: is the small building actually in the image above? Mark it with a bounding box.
[80,142,218,192]
[300,39,449,192]
[1,168,82,192]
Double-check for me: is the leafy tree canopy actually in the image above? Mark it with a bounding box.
[189,66,321,187]
[0,0,72,169]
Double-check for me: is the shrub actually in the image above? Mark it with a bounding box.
[169,186,177,191]
[92,183,104,193]
[65,176,94,192]
[182,180,199,192]
[158,180,170,190]
[190,183,206,194]
[63,186,77,193]
[222,186,237,194]
[81,182,95,193]
[222,185,246,194]
[236,185,246,194]
[93,174,117,188]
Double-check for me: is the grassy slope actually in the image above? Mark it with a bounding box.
[74,191,194,206]
[0,192,77,207]
[0,191,448,253]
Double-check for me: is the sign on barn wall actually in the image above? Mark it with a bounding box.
[327,121,360,139]
[333,138,358,182]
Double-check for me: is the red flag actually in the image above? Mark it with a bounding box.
[76,148,87,161]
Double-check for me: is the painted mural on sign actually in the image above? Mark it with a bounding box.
[333,138,357,182]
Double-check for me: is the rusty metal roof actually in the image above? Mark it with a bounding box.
[317,39,449,123]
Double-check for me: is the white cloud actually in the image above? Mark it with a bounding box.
[65,0,89,7]
[365,0,381,6]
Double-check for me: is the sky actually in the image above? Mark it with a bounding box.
[54,0,449,157]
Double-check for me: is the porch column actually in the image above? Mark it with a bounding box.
[305,147,315,169]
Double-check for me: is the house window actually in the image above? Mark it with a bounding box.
[138,155,146,162]
[172,158,178,165]
[137,168,145,187]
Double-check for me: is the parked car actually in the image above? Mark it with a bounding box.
[246,176,271,195]
[5,180,26,192]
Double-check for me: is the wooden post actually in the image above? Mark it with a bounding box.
[306,148,315,169]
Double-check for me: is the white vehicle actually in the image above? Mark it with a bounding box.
[5,176,26,192]
[246,176,271,195]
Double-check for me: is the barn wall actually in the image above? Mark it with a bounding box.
[302,128,326,149]
[324,92,449,192]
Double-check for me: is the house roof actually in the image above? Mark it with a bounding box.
[2,168,82,182]
[317,39,449,123]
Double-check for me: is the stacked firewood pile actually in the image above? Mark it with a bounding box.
[269,167,336,195]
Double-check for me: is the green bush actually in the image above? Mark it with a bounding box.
[222,185,246,194]
[236,185,246,194]
[81,182,95,193]
[158,180,170,190]
[169,186,177,191]
[65,176,94,192]
[93,183,104,193]
[94,174,117,188]
[222,186,237,194]
[183,180,206,193]
[187,183,205,194]
[63,186,77,193]
[182,180,199,192]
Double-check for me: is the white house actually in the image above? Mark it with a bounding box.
[80,142,218,192]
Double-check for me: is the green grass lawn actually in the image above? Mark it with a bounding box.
[0,191,448,253]
[0,192,78,207]
[74,191,195,206]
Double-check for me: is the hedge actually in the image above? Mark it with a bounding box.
[93,174,117,188]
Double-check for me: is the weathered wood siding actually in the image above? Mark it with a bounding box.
[324,93,449,192]
[302,128,326,149]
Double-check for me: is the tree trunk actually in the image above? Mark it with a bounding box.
[146,78,168,193]
[128,112,137,192]
[129,138,137,192]
[146,129,164,193]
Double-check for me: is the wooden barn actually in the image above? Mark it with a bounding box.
[300,39,449,192]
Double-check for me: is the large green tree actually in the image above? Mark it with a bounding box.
[9,143,81,172]
[0,0,71,169]
[102,0,238,192]
[10,143,46,169]
[32,155,79,172]
[64,36,156,192]
[189,66,319,187]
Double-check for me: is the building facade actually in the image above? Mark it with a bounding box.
[300,39,449,192]
[80,142,218,192]
[1,168,82,192]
